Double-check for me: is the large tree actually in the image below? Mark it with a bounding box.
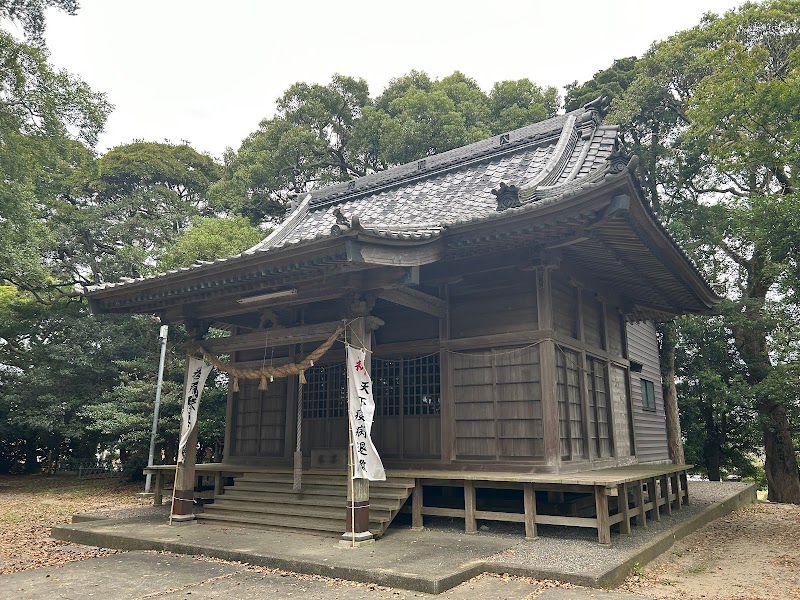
[212,71,559,226]
[608,0,800,502]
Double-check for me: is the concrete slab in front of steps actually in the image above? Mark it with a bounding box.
[52,517,509,594]
[54,481,757,595]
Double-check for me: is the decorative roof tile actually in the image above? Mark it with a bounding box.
[88,104,616,295]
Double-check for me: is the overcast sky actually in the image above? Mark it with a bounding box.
[44,0,745,160]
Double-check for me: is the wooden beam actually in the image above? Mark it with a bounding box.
[377,287,447,318]
[202,320,345,354]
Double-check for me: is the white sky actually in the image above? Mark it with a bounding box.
[44,0,745,160]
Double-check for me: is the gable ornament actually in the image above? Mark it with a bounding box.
[492,182,521,212]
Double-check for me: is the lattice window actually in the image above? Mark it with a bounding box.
[302,363,346,419]
[556,348,586,460]
[372,358,401,417]
[587,356,613,457]
[403,354,441,416]
[302,355,440,418]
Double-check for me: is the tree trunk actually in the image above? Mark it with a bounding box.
[704,398,722,481]
[734,297,800,503]
[660,321,686,465]
[761,399,800,503]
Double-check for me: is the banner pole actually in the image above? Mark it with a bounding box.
[349,416,355,547]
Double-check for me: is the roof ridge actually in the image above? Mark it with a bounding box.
[308,107,594,210]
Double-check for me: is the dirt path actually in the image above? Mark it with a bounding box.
[621,502,800,600]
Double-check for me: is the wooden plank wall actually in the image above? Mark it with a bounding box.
[449,269,538,339]
[230,378,287,458]
[627,320,669,462]
[451,346,543,461]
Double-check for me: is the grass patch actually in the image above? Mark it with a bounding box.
[687,565,707,574]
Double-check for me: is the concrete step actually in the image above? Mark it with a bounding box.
[197,511,386,537]
[204,500,392,523]
[237,473,416,490]
[226,481,410,500]
[219,490,401,512]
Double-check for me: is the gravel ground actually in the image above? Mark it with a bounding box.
[486,482,751,577]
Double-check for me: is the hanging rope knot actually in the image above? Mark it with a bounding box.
[259,375,268,391]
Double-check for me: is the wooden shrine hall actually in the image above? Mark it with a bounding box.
[88,99,720,545]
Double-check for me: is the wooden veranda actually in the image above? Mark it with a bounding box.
[145,463,690,545]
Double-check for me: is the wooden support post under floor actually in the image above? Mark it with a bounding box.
[680,470,690,505]
[661,474,672,517]
[618,482,631,535]
[412,480,423,530]
[523,482,538,540]
[635,479,647,528]
[464,480,477,534]
[594,485,611,545]
[648,476,660,522]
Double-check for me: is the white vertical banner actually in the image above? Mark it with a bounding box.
[177,357,213,464]
[346,344,386,481]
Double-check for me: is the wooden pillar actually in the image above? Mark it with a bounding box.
[523,482,538,540]
[634,479,647,528]
[439,283,455,463]
[411,480,424,530]
[536,264,560,468]
[343,314,373,544]
[618,482,631,535]
[680,470,690,505]
[672,472,682,510]
[464,480,477,534]
[172,359,199,521]
[648,476,660,522]
[660,474,672,516]
[594,485,611,545]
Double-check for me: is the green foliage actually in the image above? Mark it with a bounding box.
[564,57,637,112]
[159,216,265,271]
[599,0,800,499]
[213,70,559,225]
[0,0,78,43]
[674,315,759,480]
[0,32,110,299]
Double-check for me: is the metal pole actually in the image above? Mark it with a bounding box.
[144,325,169,494]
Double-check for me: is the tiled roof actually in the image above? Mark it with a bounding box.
[89,105,615,294]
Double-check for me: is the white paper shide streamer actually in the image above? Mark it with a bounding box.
[177,357,213,464]
[346,345,385,481]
